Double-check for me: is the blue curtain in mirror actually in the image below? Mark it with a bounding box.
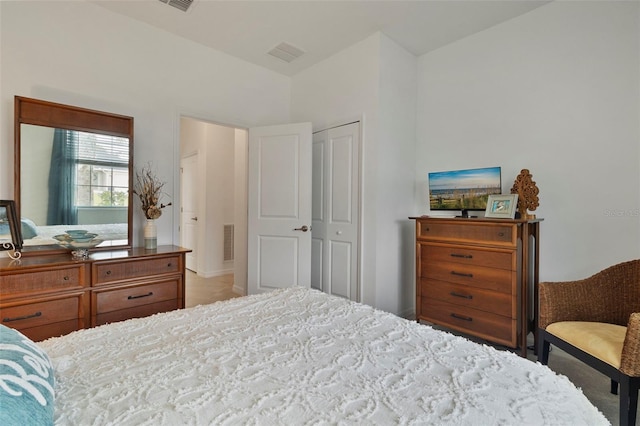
[47,129,78,225]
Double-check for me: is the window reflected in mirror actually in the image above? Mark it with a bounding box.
[20,124,129,246]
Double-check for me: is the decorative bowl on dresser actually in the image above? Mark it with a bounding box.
[0,246,190,341]
[411,216,542,357]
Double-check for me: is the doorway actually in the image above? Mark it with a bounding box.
[179,116,248,298]
[179,116,361,303]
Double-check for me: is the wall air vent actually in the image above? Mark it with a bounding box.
[223,224,234,262]
[158,0,193,13]
[267,42,305,63]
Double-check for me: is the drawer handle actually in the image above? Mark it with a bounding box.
[498,232,505,237]
[3,311,42,323]
[106,270,112,275]
[127,292,154,300]
[63,276,70,281]
[167,263,172,268]
[451,271,473,278]
[451,313,473,322]
[450,253,472,259]
[450,291,473,300]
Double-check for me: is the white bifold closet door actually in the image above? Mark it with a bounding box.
[311,122,360,301]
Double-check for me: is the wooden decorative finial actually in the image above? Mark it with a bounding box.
[510,169,539,219]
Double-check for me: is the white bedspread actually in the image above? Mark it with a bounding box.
[40,288,608,425]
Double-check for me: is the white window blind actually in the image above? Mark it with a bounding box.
[76,131,129,167]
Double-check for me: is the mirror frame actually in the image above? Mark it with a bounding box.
[14,96,134,254]
[0,199,23,251]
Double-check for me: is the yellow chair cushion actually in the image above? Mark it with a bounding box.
[546,321,626,369]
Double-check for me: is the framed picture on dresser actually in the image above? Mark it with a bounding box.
[485,194,518,219]
[0,200,22,250]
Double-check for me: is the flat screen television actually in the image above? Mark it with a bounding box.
[428,166,502,216]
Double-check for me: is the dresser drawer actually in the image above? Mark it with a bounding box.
[420,279,513,317]
[420,243,514,271]
[417,220,516,247]
[18,320,81,342]
[0,293,84,331]
[94,279,179,315]
[1,265,85,298]
[94,299,179,326]
[423,261,515,293]
[93,255,181,285]
[421,298,516,346]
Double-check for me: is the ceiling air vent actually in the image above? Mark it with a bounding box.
[158,0,193,13]
[267,42,305,63]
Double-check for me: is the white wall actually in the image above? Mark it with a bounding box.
[378,35,417,317]
[416,1,640,280]
[19,125,53,225]
[292,32,417,315]
[204,123,235,277]
[0,1,291,247]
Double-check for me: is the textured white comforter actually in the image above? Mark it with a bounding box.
[40,288,608,425]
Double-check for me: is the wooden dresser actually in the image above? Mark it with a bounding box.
[0,246,190,341]
[411,216,541,356]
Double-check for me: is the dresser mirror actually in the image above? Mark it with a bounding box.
[14,96,133,253]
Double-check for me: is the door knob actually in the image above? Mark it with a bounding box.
[293,225,309,232]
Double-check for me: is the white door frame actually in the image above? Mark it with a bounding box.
[176,115,249,295]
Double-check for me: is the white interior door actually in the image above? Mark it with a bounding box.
[311,122,360,301]
[180,154,198,271]
[311,131,326,292]
[247,123,312,294]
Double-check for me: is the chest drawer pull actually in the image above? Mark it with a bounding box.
[451,271,473,278]
[167,263,172,268]
[3,311,42,323]
[450,253,472,259]
[451,313,473,322]
[127,292,154,300]
[450,291,473,300]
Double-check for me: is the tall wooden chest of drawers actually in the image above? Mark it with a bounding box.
[0,246,190,341]
[412,217,541,356]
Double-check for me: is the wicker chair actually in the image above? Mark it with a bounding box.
[537,259,640,425]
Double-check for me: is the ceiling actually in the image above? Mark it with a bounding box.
[92,0,550,77]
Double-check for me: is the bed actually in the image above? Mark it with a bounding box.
[2,287,608,425]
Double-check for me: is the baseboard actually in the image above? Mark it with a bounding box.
[400,308,416,321]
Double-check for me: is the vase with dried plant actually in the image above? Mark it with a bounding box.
[133,163,172,249]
